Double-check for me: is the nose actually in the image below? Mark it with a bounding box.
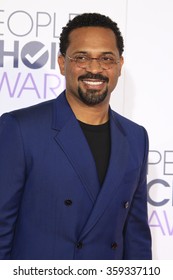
[85,59,103,73]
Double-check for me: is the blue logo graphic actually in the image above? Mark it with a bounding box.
[21,41,49,69]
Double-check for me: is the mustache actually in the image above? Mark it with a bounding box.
[78,73,109,82]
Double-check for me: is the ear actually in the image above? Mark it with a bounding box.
[58,55,65,76]
[118,56,124,76]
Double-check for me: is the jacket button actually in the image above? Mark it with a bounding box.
[76,241,83,249]
[124,201,129,209]
[111,242,118,249]
[64,199,72,206]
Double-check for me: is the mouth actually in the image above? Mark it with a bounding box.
[82,79,105,87]
[78,74,108,91]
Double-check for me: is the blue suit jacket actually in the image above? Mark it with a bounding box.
[0,91,152,259]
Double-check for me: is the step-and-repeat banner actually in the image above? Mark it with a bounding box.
[0,0,173,259]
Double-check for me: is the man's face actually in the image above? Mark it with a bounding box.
[58,26,123,107]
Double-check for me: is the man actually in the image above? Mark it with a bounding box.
[0,13,152,259]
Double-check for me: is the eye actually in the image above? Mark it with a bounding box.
[75,55,88,62]
[101,56,115,63]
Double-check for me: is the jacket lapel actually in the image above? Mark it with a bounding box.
[52,92,129,238]
[79,110,129,239]
[52,92,100,203]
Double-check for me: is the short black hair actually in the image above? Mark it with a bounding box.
[59,13,124,56]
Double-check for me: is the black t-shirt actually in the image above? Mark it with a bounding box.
[79,120,111,186]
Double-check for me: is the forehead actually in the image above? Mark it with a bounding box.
[67,26,118,54]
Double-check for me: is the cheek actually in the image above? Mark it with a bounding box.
[66,66,85,84]
[108,71,120,88]
[65,68,80,88]
[65,64,77,77]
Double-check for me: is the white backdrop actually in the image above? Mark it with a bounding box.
[0,0,173,259]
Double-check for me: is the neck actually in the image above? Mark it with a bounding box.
[66,92,110,125]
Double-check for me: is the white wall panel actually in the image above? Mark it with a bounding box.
[124,0,173,259]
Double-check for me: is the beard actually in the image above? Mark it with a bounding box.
[77,73,109,106]
[78,87,108,106]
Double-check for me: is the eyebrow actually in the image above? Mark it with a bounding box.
[72,51,116,56]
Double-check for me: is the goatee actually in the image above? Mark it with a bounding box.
[78,87,108,106]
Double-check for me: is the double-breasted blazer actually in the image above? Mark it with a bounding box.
[0,91,152,259]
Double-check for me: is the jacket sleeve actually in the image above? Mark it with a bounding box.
[0,113,26,259]
[123,128,152,259]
